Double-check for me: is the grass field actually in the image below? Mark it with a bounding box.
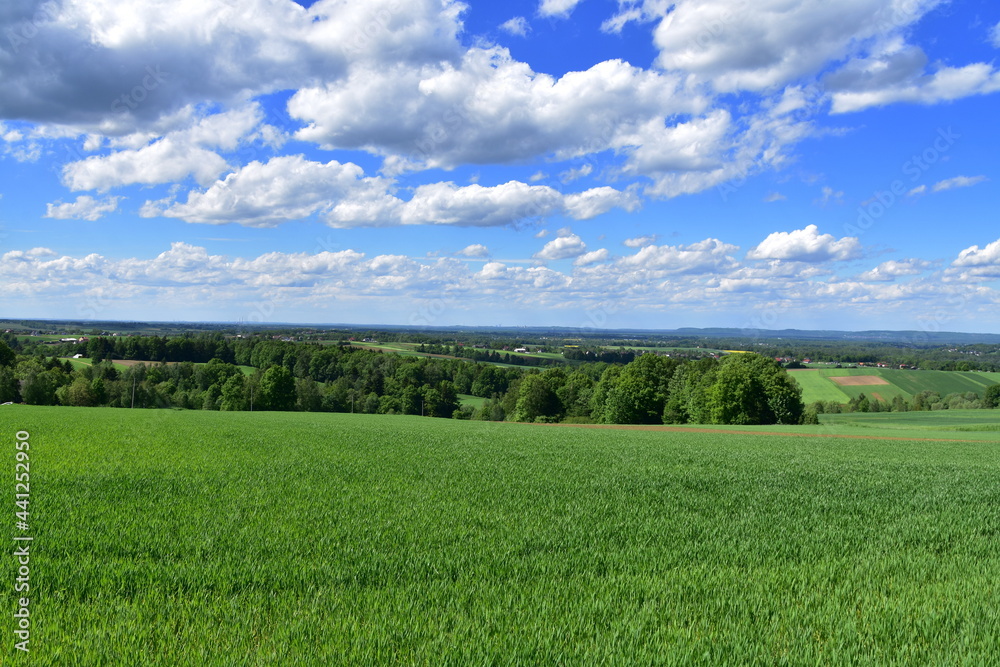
[790,368,1000,405]
[820,409,1000,433]
[3,406,1000,663]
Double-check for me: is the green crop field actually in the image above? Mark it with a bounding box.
[787,370,852,403]
[3,406,1000,663]
[820,409,1000,433]
[790,368,1000,405]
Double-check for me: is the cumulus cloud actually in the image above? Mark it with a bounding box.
[856,259,932,282]
[150,158,637,227]
[534,233,587,260]
[456,244,490,258]
[538,0,585,18]
[289,46,702,173]
[747,225,862,262]
[623,235,658,248]
[500,16,530,36]
[991,22,1000,48]
[563,187,639,220]
[953,239,1000,270]
[830,61,1000,114]
[619,238,739,274]
[149,155,385,227]
[608,0,941,92]
[62,106,262,191]
[0,0,466,130]
[574,248,610,266]
[45,195,121,221]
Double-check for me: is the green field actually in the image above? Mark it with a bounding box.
[820,409,1000,433]
[457,393,487,409]
[3,407,1000,663]
[790,368,1000,405]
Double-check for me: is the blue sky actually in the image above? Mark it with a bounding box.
[1,0,999,332]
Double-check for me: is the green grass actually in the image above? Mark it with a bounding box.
[820,409,1000,433]
[790,368,1000,405]
[788,370,852,403]
[457,393,486,409]
[4,406,1000,664]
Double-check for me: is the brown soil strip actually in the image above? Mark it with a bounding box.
[830,375,890,386]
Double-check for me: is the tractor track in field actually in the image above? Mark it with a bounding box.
[510,421,985,443]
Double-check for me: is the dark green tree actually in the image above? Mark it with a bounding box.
[259,366,296,411]
[513,373,562,423]
[708,354,803,425]
[985,384,1000,409]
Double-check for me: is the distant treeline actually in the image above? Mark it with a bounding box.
[2,334,997,423]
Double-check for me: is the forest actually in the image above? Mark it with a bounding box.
[1,331,997,425]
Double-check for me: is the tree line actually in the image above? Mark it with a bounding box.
[3,335,996,425]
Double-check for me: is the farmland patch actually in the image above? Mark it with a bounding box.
[830,375,890,386]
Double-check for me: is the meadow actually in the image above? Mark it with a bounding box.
[3,406,1000,664]
[790,368,1000,404]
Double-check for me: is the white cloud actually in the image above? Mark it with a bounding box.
[574,248,610,266]
[953,239,1000,272]
[764,192,787,203]
[538,0,585,18]
[2,238,997,326]
[0,0,466,130]
[289,46,701,172]
[456,244,490,258]
[150,155,384,227]
[932,175,988,193]
[559,163,593,184]
[152,160,637,228]
[747,225,862,262]
[534,233,587,261]
[64,138,229,192]
[856,259,932,282]
[563,187,639,220]
[907,184,927,197]
[45,195,121,221]
[623,235,658,248]
[500,17,530,36]
[61,106,263,191]
[815,186,844,206]
[613,0,941,93]
[991,22,1000,49]
[619,238,739,275]
[398,181,563,227]
[830,62,1000,114]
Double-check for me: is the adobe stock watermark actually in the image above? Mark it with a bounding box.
[13,430,33,653]
[576,299,623,333]
[241,297,281,328]
[110,65,170,115]
[341,1,403,59]
[846,126,959,236]
[4,3,59,54]
[741,307,782,343]
[77,288,112,320]
[904,289,974,348]
[409,295,460,327]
